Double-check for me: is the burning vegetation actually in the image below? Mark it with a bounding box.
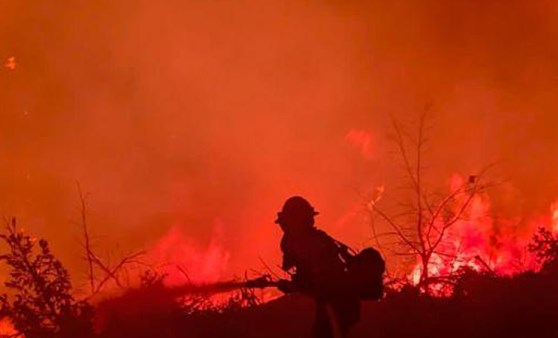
[0,203,557,337]
[0,116,557,338]
[365,115,558,296]
[2,1,558,337]
[1,152,558,337]
[1,113,557,337]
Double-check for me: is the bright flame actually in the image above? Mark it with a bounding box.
[551,201,558,233]
[148,224,230,286]
[408,174,555,293]
[0,319,18,337]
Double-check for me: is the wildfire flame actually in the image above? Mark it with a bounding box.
[408,175,557,293]
[551,201,558,233]
[0,319,17,337]
[148,225,230,286]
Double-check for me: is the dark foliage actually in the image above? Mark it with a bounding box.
[529,226,558,274]
[96,270,262,338]
[0,219,93,338]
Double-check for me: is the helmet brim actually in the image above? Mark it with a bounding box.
[274,211,319,223]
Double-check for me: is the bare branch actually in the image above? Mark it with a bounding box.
[77,182,95,294]
[369,203,419,253]
[369,111,497,294]
[75,186,146,298]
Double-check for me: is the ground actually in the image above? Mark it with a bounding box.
[98,272,558,338]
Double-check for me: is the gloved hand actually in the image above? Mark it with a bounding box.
[277,279,295,294]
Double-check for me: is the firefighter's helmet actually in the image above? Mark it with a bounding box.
[275,196,319,224]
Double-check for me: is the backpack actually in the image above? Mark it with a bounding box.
[345,247,386,300]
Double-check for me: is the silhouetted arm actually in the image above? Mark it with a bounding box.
[282,253,296,271]
[277,279,296,293]
[281,236,296,271]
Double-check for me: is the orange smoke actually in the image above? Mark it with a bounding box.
[345,128,374,160]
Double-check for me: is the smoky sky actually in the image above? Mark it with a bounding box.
[1,0,558,280]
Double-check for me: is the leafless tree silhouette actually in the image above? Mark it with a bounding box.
[76,183,146,298]
[366,112,492,293]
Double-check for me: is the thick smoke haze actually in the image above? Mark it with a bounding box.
[1,0,558,285]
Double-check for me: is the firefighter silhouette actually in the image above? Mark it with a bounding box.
[276,196,361,338]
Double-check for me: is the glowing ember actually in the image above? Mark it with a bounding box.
[4,56,16,70]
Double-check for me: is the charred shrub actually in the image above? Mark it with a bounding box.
[96,270,263,338]
[452,266,500,299]
[95,270,185,338]
[0,219,93,338]
[529,226,558,274]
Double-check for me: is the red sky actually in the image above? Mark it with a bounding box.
[1,0,558,286]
